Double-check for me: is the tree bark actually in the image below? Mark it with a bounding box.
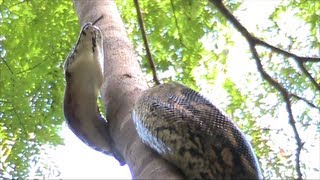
[72,0,183,178]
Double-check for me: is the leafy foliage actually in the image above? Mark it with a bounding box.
[0,0,78,178]
[0,0,319,179]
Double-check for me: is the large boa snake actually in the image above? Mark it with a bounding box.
[64,22,262,179]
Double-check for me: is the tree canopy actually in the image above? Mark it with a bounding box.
[0,0,319,179]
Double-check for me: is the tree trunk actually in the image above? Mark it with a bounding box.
[73,0,183,178]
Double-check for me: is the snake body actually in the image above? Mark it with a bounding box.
[64,22,262,179]
[63,22,124,162]
[133,83,262,179]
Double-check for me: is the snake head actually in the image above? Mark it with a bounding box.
[63,22,104,95]
[64,22,104,80]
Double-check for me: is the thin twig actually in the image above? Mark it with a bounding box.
[295,60,320,91]
[169,0,189,49]
[134,0,160,85]
[255,39,320,63]
[92,15,104,25]
[13,107,28,137]
[290,94,320,111]
[8,0,30,8]
[1,57,14,74]
[16,62,43,74]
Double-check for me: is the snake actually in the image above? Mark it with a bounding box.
[64,20,262,179]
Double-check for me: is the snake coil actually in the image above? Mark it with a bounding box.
[133,83,262,179]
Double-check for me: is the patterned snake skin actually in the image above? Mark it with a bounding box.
[133,82,262,179]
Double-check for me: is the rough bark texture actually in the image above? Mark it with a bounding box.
[73,0,183,179]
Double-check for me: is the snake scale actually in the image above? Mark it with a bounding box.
[64,21,262,179]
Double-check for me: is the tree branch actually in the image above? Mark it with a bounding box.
[249,40,304,180]
[209,0,319,91]
[134,0,160,85]
[208,0,317,179]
